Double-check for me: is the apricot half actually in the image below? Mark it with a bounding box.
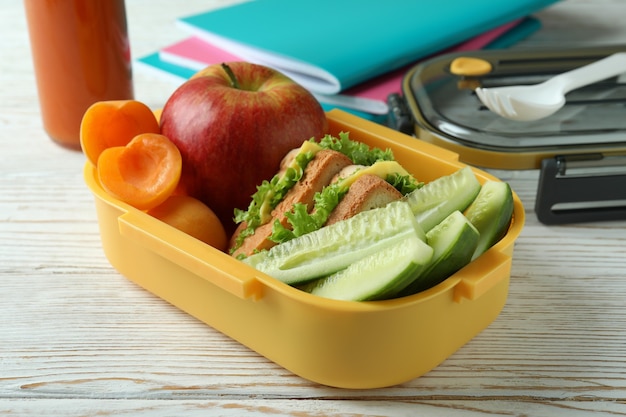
[97,133,182,211]
[80,100,160,166]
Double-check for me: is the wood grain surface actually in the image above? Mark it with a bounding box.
[2,1,626,416]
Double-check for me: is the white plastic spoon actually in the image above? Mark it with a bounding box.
[475,52,626,121]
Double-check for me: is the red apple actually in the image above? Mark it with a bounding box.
[160,62,328,233]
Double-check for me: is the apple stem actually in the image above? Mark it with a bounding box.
[221,63,240,89]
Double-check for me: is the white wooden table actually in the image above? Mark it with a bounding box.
[2,1,626,416]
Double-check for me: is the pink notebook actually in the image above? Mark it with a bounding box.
[159,20,523,115]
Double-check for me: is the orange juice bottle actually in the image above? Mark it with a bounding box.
[24,0,134,150]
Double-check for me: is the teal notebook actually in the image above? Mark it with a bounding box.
[177,0,558,94]
[135,16,540,122]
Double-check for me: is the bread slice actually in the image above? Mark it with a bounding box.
[324,174,403,226]
[230,149,352,257]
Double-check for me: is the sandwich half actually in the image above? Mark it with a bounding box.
[229,133,422,258]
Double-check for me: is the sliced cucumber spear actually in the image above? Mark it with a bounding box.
[404,166,481,232]
[306,234,433,301]
[244,166,515,300]
[243,200,425,285]
[401,210,479,296]
[464,180,514,260]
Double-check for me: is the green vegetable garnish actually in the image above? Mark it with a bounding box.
[232,150,315,252]
[318,132,394,165]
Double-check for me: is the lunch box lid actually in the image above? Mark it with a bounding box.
[399,45,626,170]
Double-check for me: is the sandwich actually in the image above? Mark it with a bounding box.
[229,133,422,258]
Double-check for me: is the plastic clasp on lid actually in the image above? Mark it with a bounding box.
[535,153,626,224]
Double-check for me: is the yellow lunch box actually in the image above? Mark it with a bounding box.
[84,109,525,389]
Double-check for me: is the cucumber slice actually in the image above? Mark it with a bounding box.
[464,180,514,260]
[306,234,434,301]
[405,166,481,232]
[244,201,424,285]
[401,210,479,296]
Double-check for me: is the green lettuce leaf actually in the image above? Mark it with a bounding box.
[318,132,394,165]
[270,182,347,244]
[386,172,423,195]
[231,150,315,253]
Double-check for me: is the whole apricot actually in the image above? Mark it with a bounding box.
[148,194,228,251]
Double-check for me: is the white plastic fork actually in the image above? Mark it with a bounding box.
[475,52,626,121]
